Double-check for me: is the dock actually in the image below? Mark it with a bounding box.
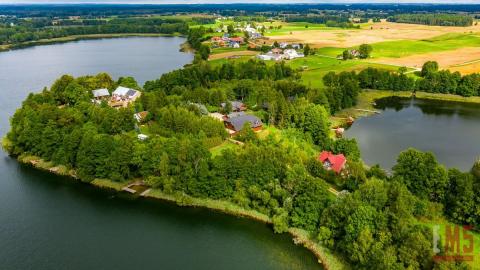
[354,109,380,114]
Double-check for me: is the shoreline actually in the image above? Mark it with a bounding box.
[331,90,480,127]
[7,151,348,270]
[0,33,184,53]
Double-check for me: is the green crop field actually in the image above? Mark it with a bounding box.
[370,33,480,58]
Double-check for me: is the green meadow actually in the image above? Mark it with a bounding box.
[369,33,480,58]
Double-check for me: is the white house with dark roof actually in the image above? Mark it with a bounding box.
[110,86,141,108]
[91,88,110,104]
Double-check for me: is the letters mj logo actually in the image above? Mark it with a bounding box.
[433,224,474,262]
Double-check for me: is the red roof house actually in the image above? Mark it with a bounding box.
[318,151,346,174]
[229,37,244,43]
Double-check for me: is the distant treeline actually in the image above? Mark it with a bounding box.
[325,62,480,97]
[285,15,359,28]
[388,13,474,27]
[0,18,189,45]
[2,4,480,17]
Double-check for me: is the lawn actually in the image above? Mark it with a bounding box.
[289,55,408,88]
[209,140,239,157]
[370,33,480,59]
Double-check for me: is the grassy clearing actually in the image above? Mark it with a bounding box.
[289,55,406,88]
[209,140,240,157]
[370,33,480,59]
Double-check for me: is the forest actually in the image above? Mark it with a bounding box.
[5,55,480,269]
[387,13,474,27]
[0,17,189,45]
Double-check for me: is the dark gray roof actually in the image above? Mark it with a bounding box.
[226,114,262,131]
[221,101,244,111]
[126,89,137,97]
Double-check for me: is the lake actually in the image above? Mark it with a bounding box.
[0,37,320,269]
[345,96,480,171]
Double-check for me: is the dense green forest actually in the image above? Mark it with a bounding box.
[387,13,474,27]
[0,17,190,45]
[4,56,480,269]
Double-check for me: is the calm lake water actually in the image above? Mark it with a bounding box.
[0,37,320,270]
[345,96,480,171]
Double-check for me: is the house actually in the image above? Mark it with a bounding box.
[110,86,141,108]
[317,151,347,174]
[271,48,283,54]
[134,111,149,123]
[229,37,244,44]
[349,49,361,58]
[283,49,304,60]
[91,88,110,103]
[221,101,246,112]
[224,113,263,134]
[279,42,288,49]
[229,42,240,48]
[211,36,222,42]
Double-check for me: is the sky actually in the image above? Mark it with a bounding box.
[0,0,479,4]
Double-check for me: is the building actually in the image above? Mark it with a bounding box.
[229,37,244,44]
[91,88,110,104]
[283,49,304,60]
[134,111,149,123]
[110,86,141,108]
[224,113,263,134]
[317,151,347,174]
[230,42,240,48]
[221,101,246,112]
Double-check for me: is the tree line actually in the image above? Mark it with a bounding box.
[326,62,480,97]
[0,17,189,45]
[388,13,473,27]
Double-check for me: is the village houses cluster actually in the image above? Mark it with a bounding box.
[90,86,345,174]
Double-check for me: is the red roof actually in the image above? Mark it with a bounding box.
[229,37,244,43]
[318,151,346,174]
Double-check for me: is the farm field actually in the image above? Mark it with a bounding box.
[268,20,480,48]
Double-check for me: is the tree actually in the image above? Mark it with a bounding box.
[303,44,311,56]
[358,44,373,59]
[198,44,211,60]
[301,104,331,149]
[392,148,448,202]
[342,50,353,60]
[421,61,439,77]
[227,24,234,34]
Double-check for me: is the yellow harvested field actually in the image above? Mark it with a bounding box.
[268,21,480,48]
[208,50,257,60]
[449,60,480,74]
[372,47,480,71]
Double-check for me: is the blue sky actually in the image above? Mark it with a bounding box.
[0,0,479,4]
